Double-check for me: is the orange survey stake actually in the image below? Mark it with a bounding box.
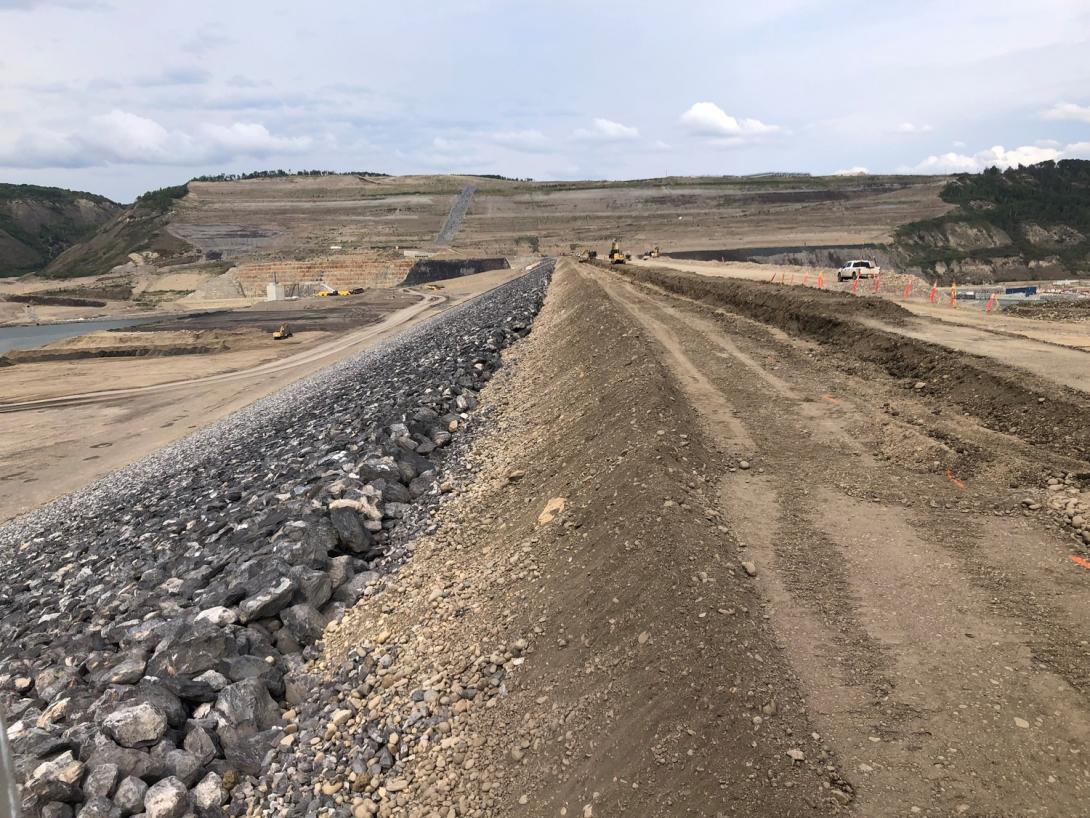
[945,468,966,489]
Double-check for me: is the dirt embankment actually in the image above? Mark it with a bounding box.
[1003,300,1090,323]
[318,261,849,816]
[613,261,1090,462]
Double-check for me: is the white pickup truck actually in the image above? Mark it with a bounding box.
[837,259,880,281]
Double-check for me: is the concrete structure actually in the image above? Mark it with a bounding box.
[266,282,285,301]
[227,251,415,297]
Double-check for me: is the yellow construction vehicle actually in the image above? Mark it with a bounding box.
[649,245,661,258]
[608,240,626,265]
[272,324,292,340]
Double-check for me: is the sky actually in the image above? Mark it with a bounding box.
[1,0,1089,202]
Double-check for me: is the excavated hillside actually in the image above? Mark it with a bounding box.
[35,173,949,284]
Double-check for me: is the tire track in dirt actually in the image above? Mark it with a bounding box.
[593,266,1090,816]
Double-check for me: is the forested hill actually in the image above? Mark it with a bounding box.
[894,159,1090,282]
[0,183,121,276]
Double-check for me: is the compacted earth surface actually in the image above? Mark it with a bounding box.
[5,258,1090,818]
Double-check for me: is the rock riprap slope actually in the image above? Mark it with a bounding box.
[0,262,552,818]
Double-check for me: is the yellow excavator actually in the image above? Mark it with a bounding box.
[608,240,628,265]
[272,324,292,340]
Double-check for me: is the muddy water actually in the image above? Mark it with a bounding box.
[0,317,157,355]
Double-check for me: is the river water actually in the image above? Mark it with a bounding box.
[0,317,159,356]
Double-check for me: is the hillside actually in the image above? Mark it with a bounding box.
[894,159,1090,283]
[163,171,947,259]
[0,183,120,276]
[41,184,197,279]
[22,171,951,282]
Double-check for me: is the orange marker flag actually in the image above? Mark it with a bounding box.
[817,271,825,289]
[929,283,937,303]
[985,293,997,312]
[902,280,913,300]
[874,274,881,293]
[850,277,860,295]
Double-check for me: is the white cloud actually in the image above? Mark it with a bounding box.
[0,0,102,10]
[1041,102,1090,123]
[894,122,933,134]
[489,129,551,152]
[572,117,639,141]
[833,167,868,175]
[0,109,312,168]
[679,102,780,139]
[906,141,1090,173]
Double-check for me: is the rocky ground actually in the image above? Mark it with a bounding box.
[7,256,1090,818]
[268,260,1090,817]
[0,262,551,818]
[263,259,850,818]
[1002,299,1090,323]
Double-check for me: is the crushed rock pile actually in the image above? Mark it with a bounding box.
[0,262,552,818]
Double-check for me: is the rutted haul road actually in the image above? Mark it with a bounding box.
[587,262,1090,815]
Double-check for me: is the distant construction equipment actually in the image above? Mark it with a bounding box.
[608,240,630,265]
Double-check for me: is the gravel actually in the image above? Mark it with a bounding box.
[0,261,552,818]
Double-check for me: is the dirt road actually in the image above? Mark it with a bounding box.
[633,257,1090,389]
[595,262,1090,814]
[319,259,1090,817]
[0,291,443,412]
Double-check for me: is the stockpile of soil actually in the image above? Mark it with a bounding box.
[3,293,107,308]
[618,262,1090,461]
[1003,299,1090,322]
